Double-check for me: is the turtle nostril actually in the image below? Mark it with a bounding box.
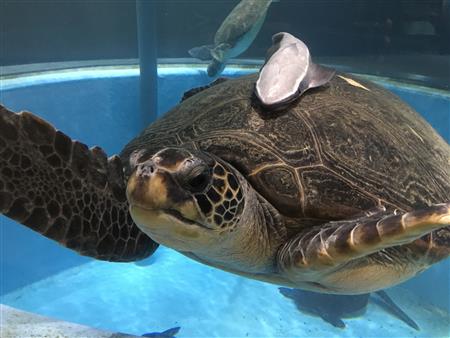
[136,160,155,178]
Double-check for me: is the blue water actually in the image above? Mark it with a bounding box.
[1,66,449,337]
[2,247,449,337]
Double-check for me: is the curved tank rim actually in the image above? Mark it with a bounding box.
[1,60,449,98]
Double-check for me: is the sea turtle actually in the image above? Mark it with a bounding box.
[278,288,419,330]
[188,0,274,76]
[0,72,449,295]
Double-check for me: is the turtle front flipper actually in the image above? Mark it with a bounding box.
[188,44,214,61]
[278,204,450,293]
[0,105,158,261]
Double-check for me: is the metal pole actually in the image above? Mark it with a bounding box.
[136,0,158,126]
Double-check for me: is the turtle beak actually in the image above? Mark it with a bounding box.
[126,154,204,228]
[126,157,199,215]
[126,154,211,250]
[126,158,173,210]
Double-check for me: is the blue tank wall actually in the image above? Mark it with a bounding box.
[0,67,448,312]
[3,1,449,65]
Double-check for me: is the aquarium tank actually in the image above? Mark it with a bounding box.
[1,1,449,337]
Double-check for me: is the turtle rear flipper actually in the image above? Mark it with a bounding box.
[188,44,214,61]
[180,77,229,102]
[0,105,158,261]
[279,204,450,292]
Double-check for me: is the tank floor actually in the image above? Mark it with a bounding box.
[0,304,138,338]
[2,247,449,337]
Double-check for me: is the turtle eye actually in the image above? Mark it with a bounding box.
[184,168,211,193]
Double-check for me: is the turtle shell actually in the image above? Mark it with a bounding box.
[121,73,450,231]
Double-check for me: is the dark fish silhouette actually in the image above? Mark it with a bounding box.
[255,32,335,110]
[141,326,181,337]
[279,288,419,330]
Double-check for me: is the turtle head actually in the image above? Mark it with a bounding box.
[126,147,245,251]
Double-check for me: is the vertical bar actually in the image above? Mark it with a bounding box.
[136,0,158,126]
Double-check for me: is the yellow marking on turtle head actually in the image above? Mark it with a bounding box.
[126,172,169,209]
[338,75,370,91]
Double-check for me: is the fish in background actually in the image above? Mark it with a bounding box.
[279,287,420,330]
[188,0,277,77]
